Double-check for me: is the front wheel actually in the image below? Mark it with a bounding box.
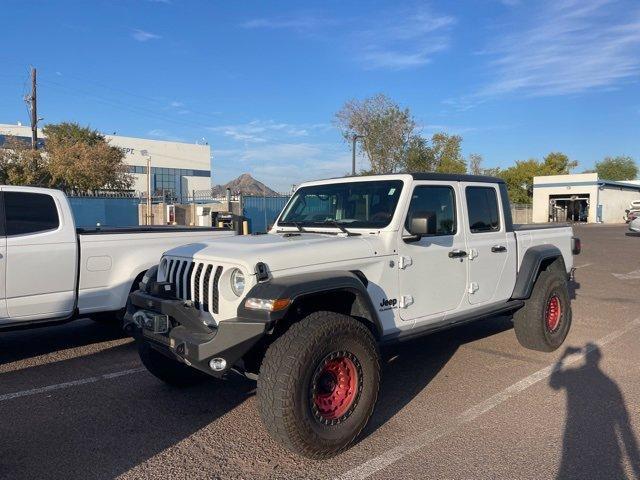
[257,311,380,458]
[513,268,572,352]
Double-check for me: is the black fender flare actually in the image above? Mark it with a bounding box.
[236,270,383,337]
[511,244,566,300]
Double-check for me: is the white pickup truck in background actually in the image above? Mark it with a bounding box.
[0,186,235,330]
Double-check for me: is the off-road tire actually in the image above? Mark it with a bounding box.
[138,341,208,387]
[513,268,571,352]
[257,311,380,459]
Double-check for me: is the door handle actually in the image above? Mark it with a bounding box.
[491,245,507,253]
[448,249,468,258]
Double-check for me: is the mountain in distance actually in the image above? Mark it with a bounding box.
[211,173,280,196]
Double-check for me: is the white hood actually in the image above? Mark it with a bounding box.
[163,232,382,274]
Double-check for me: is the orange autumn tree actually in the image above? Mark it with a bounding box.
[43,122,133,193]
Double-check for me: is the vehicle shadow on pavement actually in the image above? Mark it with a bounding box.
[0,344,256,480]
[359,315,515,441]
[550,344,640,480]
[0,319,126,367]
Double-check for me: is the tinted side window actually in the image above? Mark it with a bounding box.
[5,192,60,236]
[466,186,500,233]
[405,186,456,236]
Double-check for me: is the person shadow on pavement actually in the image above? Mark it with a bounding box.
[549,343,640,480]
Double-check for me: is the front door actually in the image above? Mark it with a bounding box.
[4,189,76,322]
[398,182,467,322]
[461,183,511,305]
[0,194,7,319]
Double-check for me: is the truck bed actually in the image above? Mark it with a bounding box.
[513,223,570,231]
[513,224,574,273]
[77,228,236,314]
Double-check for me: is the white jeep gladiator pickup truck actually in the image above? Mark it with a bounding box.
[0,185,234,330]
[128,173,580,458]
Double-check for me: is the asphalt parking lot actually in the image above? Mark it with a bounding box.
[1,224,639,480]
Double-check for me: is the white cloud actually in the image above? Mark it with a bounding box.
[241,15,337,32]
[354,7,455,70]
[131,29,161,42]
[478,0,640,97]
[147,129,184,142]
[208,120,311,143]
[212,142,354,191]
[241,6,455,71]
[169,101,184,107]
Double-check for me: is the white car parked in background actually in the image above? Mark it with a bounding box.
[630,217,640,233]
[0,186,235,330]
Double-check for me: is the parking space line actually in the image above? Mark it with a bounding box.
[337,318,640,480]
[0,367,146,402]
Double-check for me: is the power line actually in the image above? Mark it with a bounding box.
[44,71,223,121]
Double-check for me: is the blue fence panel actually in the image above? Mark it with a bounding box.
[243,196,290,233]
[68,197,139,227]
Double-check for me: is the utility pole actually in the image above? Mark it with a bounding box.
[26,67,38,150]
[351,134,363,176]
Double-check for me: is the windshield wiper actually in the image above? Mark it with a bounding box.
[326,221,359,236]
[292,222,305,232]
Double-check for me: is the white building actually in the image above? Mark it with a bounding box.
[0,123,211,200]
[532,173,640,223]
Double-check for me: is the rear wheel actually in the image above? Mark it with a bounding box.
[513,268,571,352]
[257,311,380,458]
[138,341,208,387]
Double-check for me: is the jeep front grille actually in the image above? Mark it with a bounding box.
[164,259,223,314]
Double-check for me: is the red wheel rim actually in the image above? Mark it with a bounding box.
[311,352,360,424]
[545,295,562,332]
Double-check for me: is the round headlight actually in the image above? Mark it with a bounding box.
[230,268,245,296]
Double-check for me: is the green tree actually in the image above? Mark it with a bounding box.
[431,133,467,174]
[43,122,133,192]
[402,132,468,174]
[498,152,577,204]
[335,94,415,174]
[404,135,436,172]
[595,156,638,181]
[499,159,541,204]
[542,152,577,174]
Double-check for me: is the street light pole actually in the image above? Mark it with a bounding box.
[141,150,153,225]
[351,134,363,176]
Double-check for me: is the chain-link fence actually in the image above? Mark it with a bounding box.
[510,203,533,224]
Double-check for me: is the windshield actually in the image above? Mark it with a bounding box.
[279,180,404,229]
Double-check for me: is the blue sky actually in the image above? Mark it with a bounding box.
[2,0,639,191]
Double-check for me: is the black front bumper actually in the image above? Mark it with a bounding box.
[128,290,267,377]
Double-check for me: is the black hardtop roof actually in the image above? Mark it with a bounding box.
[409,172,504,183]
[309,172,505,185]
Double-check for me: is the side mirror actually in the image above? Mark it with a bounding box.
[407,211,437,240]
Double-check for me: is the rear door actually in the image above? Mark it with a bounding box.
[4,189,77,321]
[461,183,515,305]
